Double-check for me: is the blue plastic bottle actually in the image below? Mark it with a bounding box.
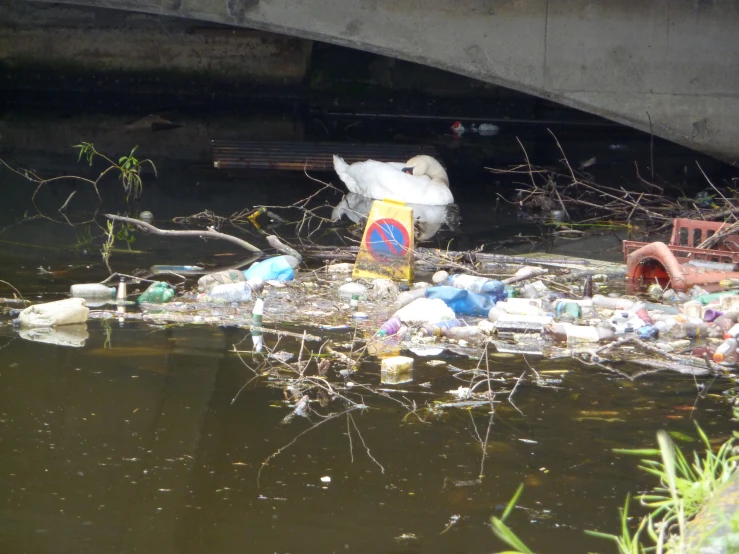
[425,286,495,317]
[443,274,507,301]
[243,255,299,282]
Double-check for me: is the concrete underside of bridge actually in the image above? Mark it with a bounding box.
[7,0,739,164]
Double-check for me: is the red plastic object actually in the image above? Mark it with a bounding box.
[624,219,739,291]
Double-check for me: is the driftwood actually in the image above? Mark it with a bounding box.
[106,214,261,253]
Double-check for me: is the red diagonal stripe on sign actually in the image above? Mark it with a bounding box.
[375,224,400,255]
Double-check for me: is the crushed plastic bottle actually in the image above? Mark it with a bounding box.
[137,282,175,304]
[243,255,299,282]
[442,274,507,301]
[543,323,615,344]
[198,269,247,292]
[208,280,263,302]
[425,286,496,317]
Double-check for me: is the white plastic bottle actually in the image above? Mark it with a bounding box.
[70,283,116,299]
[714,338,738,365]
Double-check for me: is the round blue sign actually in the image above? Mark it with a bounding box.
[365,218,410,260]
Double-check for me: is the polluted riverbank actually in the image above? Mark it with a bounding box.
[1,126,739,552]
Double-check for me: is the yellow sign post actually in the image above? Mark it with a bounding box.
[353,199,414,282]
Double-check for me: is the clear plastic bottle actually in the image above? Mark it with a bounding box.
[389,288,426,313]
[443,274,506,301]
[444,326,485,344]
[70,283,116,300]
[497,298,545,316]
[714,338,738,364]
[592,295,635,310]
[420,319,462,337]
[209,280,262,302]
[542,323,615,344]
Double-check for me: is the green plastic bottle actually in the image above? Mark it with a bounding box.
[137,282,175,304]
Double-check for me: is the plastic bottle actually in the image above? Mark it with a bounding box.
[493,314,554,334]
[243,255,299,282]
[497,298,545,316]
[444,326,485,344]
[377,316,402,337]
[116,278,127,302]
[425,286,496,317]
[251,296,264,353]
[198,269,247,292]
[443,274,507,301]
[209,280,261,302]
[389,288,426,313]
[582,276,594,299]
[555,302,582,320]
[695,290,739,306]
[712,313,737,334]
[350,295,359,311]
[713,338,738,364]
[592,295,635,310]
[70,283,116,300]
[725,323,739,339]
[542,323,615,344]
[522,281,550,299]
[420,319,462,337]
[137,282,175,304]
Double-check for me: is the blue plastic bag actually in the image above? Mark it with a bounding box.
[243,255,296,282]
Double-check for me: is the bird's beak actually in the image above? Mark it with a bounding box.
[401,167,413,175]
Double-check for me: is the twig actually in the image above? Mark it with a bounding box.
[105,214,261,252]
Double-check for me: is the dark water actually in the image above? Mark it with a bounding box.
[0,106,737,554]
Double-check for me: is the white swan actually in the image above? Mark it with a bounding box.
[332,192,455,241]
[332,154,454,206]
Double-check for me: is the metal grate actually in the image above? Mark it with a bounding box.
[211,140,439,171]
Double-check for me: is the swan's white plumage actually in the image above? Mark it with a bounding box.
[332,155,453,206]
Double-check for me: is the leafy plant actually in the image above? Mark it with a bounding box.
[585,495,650,554]
[114,223,136,250]
[74,142,156,200]
[490,484,535,554]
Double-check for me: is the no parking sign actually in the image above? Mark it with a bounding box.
[353,199,415,282]
[365,218,411,260]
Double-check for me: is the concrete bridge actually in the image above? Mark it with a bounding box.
[14,0,739,164]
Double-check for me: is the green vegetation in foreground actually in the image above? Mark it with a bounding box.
[491,423,739,553]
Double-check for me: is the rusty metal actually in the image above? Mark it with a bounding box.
[211,140,439,171]
[624,218,739,291]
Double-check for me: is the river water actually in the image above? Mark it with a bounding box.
[0,103,736,554]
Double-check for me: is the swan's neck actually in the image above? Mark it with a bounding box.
[426,167,449,187]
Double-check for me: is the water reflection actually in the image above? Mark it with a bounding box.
[18,323,89,347]
[331,192,461,241]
